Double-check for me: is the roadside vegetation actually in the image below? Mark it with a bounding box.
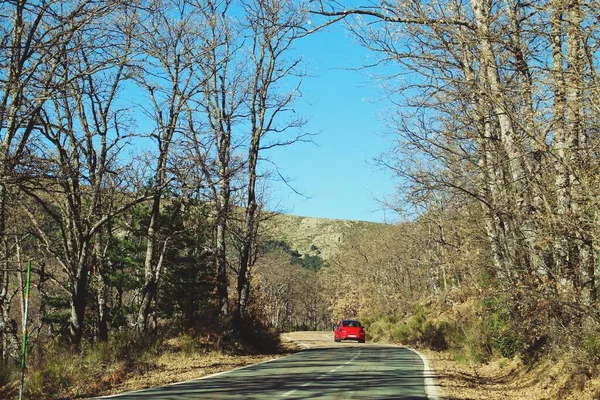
[321,215,600,399]
[0,323,285,399]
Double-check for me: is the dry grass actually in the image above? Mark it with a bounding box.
[0,333,300,399]
[424,350,600,400]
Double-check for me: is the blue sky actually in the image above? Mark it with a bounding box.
[264,22,398,223]
[128,11,400,224]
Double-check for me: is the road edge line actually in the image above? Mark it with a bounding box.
[405,346,445,400]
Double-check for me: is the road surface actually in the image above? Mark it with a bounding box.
[97,331,440,399]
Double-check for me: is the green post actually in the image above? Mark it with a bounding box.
[19,260,32,400]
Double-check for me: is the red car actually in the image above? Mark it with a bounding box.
[334,320,366,343]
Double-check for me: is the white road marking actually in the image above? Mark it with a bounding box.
[284,332,444,400]
[281,349,362,398]
[404,346,445,400]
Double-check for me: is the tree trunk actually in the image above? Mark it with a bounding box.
[0,186,8,359]
[216,185,230,317]
[69,257,90,347]
[137,194,160,332]
[565,0,595,304]
[95,231,108,342]
[551,0,571,286]
[472,0,540,276]
[236,136,259,320]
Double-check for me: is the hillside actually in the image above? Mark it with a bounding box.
[260,213,387,260]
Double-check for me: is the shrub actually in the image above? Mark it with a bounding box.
[0,359,16,387]
[463,318,492,363]
[24,370,44,398]
[366,319,392,341]
[25,345,75,398]
[582,332,600,363]
[21,330,164,399]
[233,315,280,354]
[0,360,18,399]
[442,321,466,349]
[421,320,448,350]
[482,297,524,358]
[391,322,411,343]
[389,307,448,350]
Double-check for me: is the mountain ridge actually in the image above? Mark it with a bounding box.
[260,213,388,260]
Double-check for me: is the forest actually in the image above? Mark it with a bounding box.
[2,0,600,398]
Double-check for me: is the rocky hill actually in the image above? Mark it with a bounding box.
[260,213,386,260]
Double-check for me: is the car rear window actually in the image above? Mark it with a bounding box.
[342,320,360,327]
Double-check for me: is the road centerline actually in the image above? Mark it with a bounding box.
[280,349,362,398]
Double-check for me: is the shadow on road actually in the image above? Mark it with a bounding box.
[99,346,432,399]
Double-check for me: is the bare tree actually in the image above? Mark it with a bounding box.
[131,0,208,331]
[312,0,600,330]
[0,0,132,348]
[234,0,310,321]
[253,248,327,331]
[178,0,247,319]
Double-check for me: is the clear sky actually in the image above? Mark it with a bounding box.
[264,22,398,224]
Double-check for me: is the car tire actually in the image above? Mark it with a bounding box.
[358,339,365,343]
[334,337,341,342]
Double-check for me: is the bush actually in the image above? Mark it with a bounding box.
[389,307,448,350]
[233,316,280,354]
[25,345,75,398]
[21,330,163,399]
[24,370,44,398]
[391,323,411,343]
[463,318,492,363]
[365,318,393,341]
[0,360,18,399]
[585,337,600,361]
[581,331,600,364]
[482,297,524,358]
[364,299,529,359]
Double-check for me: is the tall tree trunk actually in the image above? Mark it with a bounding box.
[0,187,9,359]
[504,0,547,215]
[565,0,595,304]
[137,194,160,332]
[472,0,540,275]
[216,211,229,317]
[458,27,509,280]
[69,249,90,347]
[95,230,108,342]
[551,0,571,286]
[216,114,231,318]
[438,222,448,291]
[236,133,259,320]
[0,1,33,359]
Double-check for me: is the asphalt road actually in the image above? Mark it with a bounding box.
[97,331,440,400]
